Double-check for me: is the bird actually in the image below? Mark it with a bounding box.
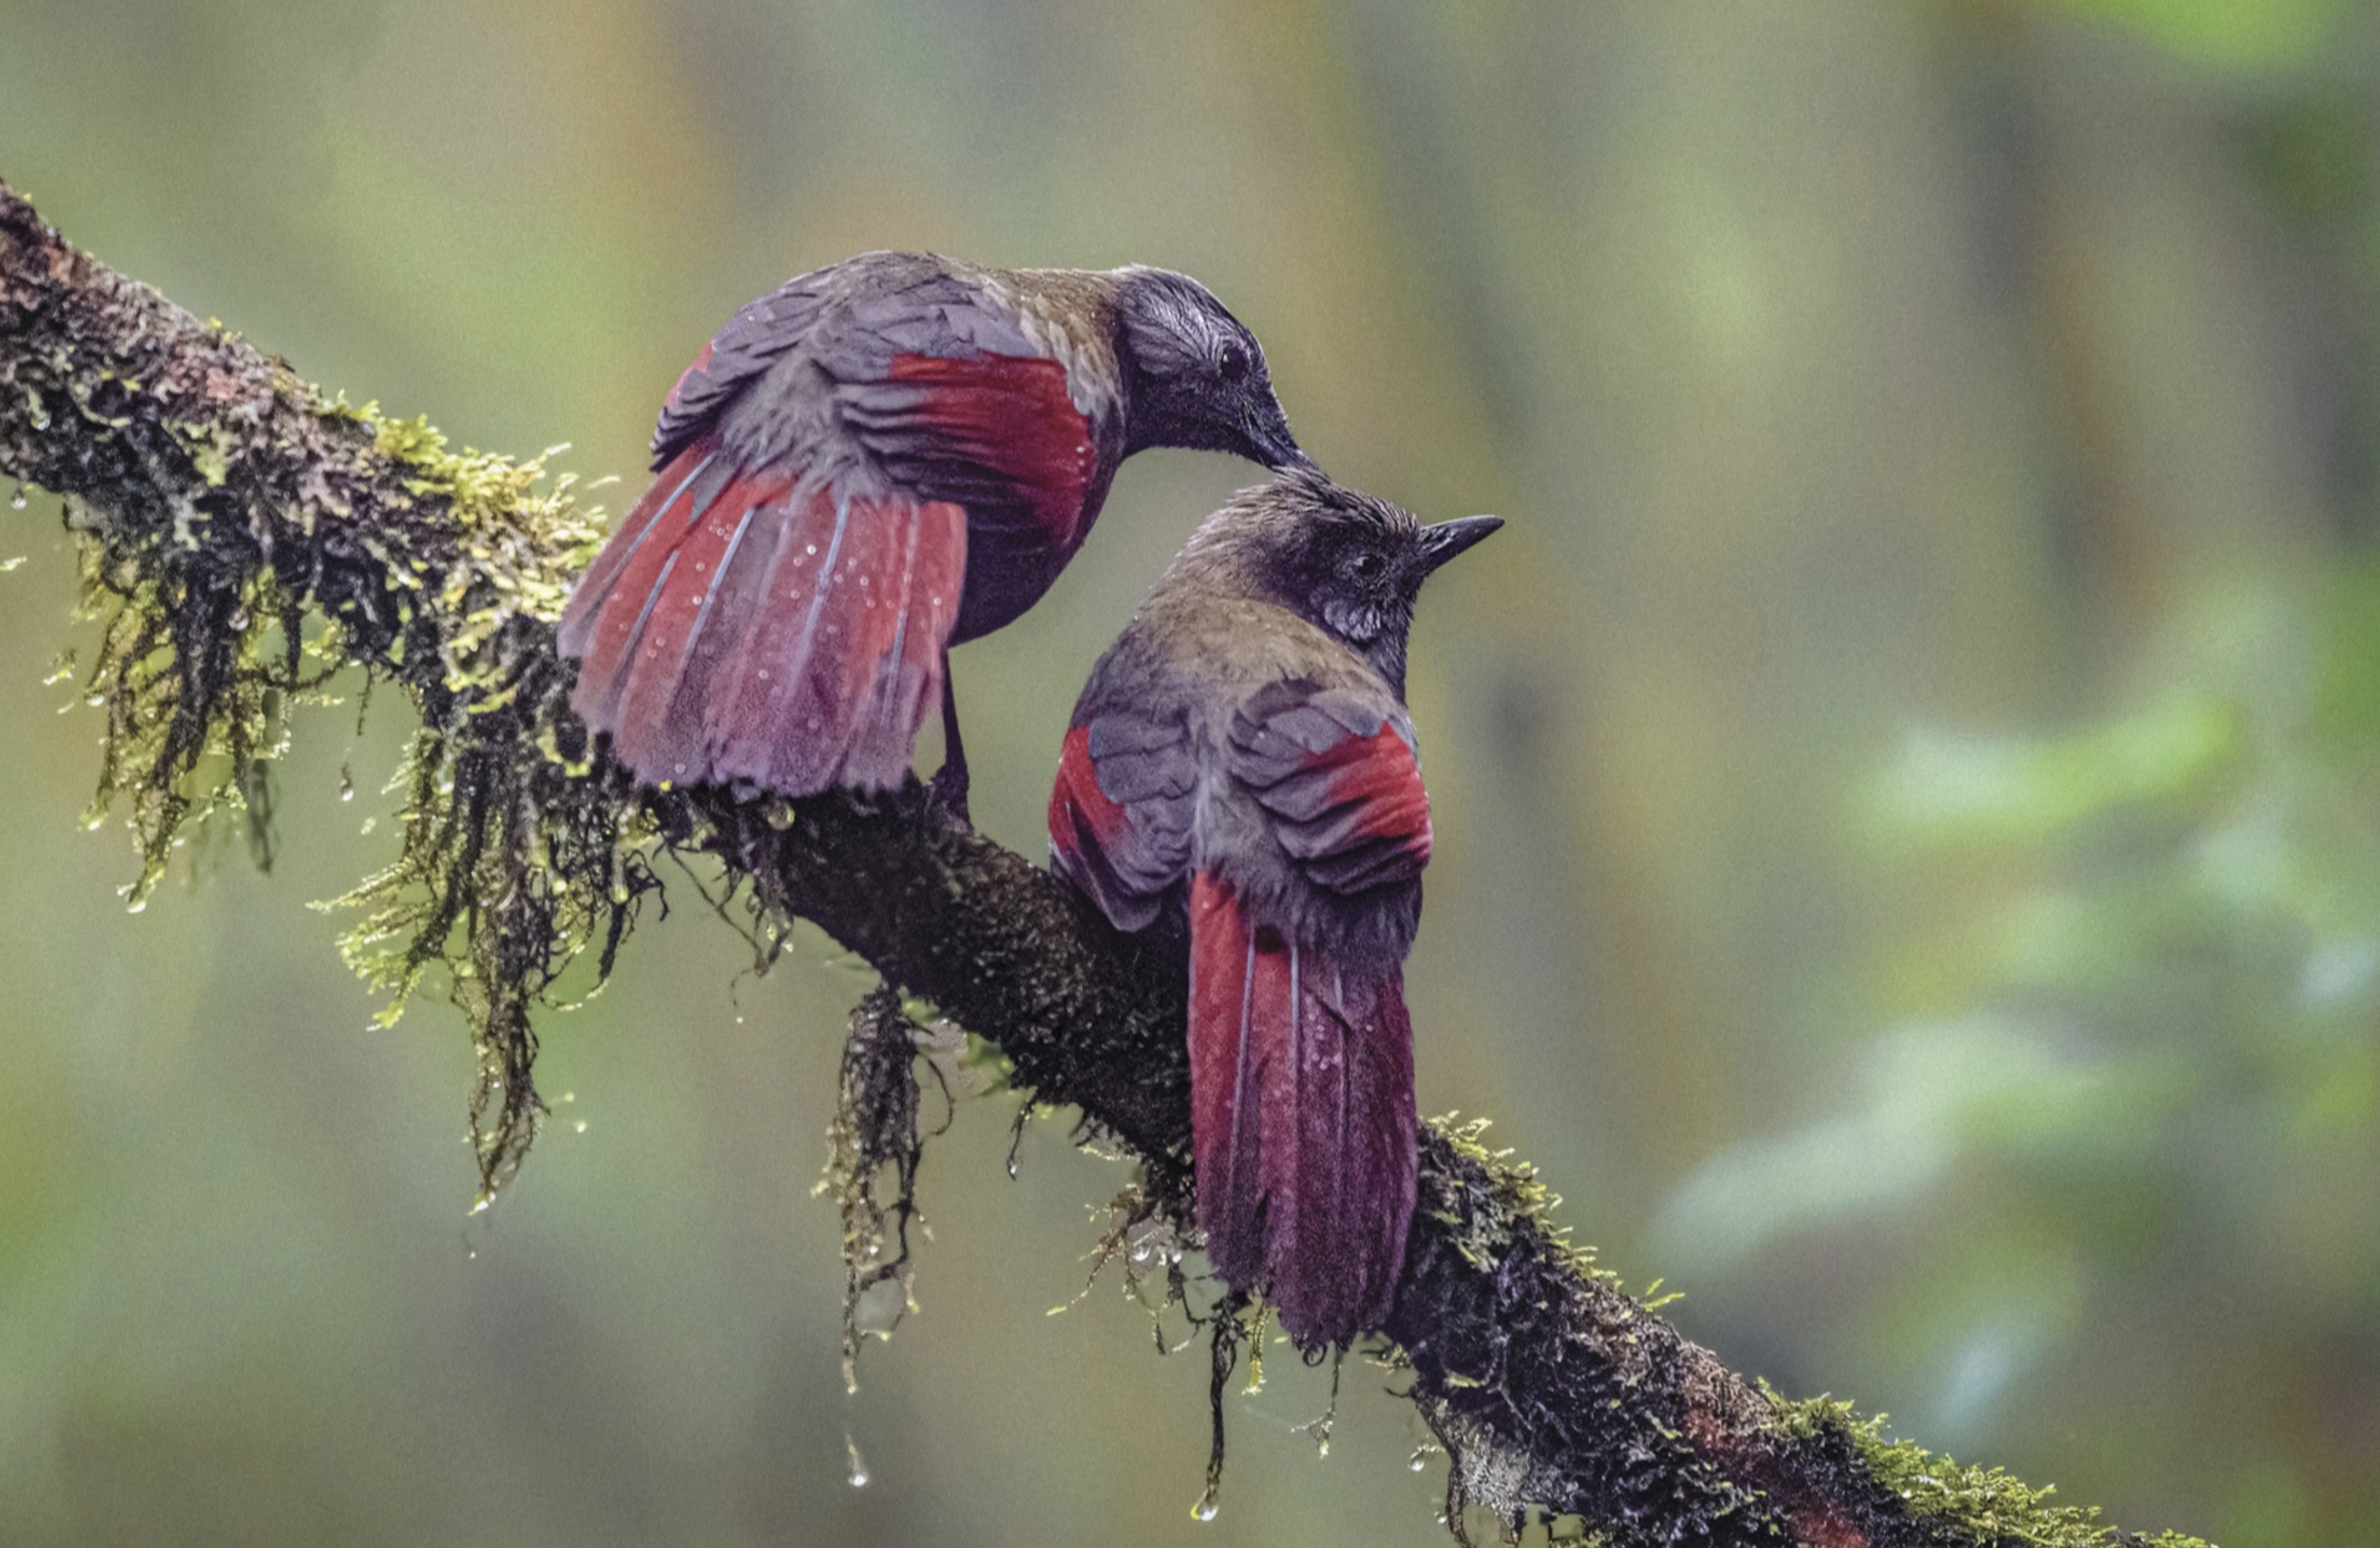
[557,252,1306,810]
[1046,467,1500,1346]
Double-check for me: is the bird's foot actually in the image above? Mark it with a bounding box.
[924,757,972,831]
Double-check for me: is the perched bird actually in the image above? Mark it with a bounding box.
[1048,469,1499,1345]
[558,252,1305,807]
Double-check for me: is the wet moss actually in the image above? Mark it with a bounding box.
[821,986,928,1390]
[1771,1398,2213,1548]
[35,343,661,1201]
[70,501,315,910]
[313,410,660,1203]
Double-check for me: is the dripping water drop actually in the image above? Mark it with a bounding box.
[1190,1486,1220,1522]
[9,485,25,510]
[844,1431,870,1488]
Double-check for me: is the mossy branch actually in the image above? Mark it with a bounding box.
[0,177,2211,1548]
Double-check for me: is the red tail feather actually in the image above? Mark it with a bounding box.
[559,439,731,728]
[1188,873,1417,1346]
[559,445,966,794]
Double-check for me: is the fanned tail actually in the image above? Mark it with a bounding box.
[557,438,967,793]
[1188,873,1418,1347]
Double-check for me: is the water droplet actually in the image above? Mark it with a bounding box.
[9,485,25,510]
[844,1432,870,1488]
[1408,1445,1439,1473]
[1190,1486,1220,1522]
[337,764,356,802]
[574,1119,588,1134]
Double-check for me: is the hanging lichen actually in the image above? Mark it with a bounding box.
[53,375,670,1205]
[311,413,668,1204]
[821,986,929,1390]
[68,497,320,908]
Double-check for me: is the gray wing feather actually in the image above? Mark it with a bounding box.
[1057,708,1198,932]
[1228,680,1428,898]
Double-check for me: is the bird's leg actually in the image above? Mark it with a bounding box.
[928,660,972,826]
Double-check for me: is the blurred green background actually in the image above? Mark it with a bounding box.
[5,2,2379,1543]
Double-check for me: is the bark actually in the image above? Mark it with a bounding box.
[0,177,2206,1548]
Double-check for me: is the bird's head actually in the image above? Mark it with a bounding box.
[1112,268,1306,469]
[1176,468,1501,694]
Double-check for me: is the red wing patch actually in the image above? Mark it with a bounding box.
[1047,712,1196,934]
[1236,707,1433,896]
[1048,724,1127,866]
[888,351,1094,545]
[1297,725,1432,867]
[664,338,717,417]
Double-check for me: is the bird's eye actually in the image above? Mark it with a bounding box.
[1349,551,1386,583]
[1216,342,1249,383]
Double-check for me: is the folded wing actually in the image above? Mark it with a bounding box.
[1048,708,1197,933]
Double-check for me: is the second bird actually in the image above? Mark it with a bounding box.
[559,252,1304,804]
[1049,469,1499,1345]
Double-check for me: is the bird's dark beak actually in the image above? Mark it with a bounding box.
[1244,408,1311,471]
[1418,514,1503,573]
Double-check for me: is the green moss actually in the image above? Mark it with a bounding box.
[70,387,659,1207]
[317,407,653,1205]
[1423,1113,1617,1289]
[1774,1395,2214,1548]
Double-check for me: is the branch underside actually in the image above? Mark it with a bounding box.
[0,178,2206,1548]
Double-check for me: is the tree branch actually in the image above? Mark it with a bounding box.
[0,177,2206,1548]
